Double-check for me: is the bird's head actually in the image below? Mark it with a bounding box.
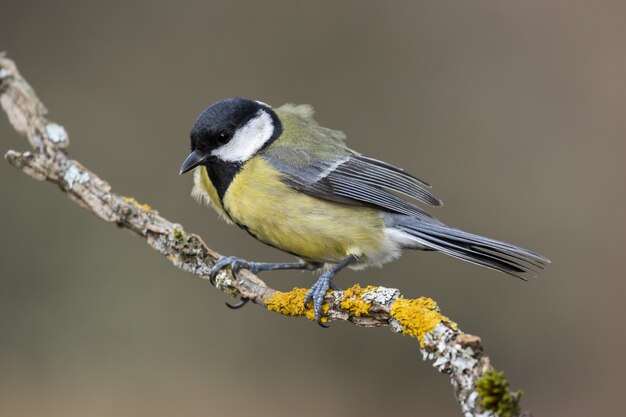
[179,97,282,174]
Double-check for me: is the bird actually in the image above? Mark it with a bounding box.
[179,97,549,326]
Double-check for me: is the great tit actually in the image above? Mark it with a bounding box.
[180,97,549,326]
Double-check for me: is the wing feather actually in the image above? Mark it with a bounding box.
[334,156,442,206]
[262,149,441,219]
[328,176,434,219]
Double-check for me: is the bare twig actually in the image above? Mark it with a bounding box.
[0,53,528,417]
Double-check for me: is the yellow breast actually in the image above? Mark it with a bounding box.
[220,157,385,263]
[191,166,231,223]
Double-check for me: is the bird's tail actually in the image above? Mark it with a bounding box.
[387,216,550,279]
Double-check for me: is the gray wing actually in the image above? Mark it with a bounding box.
[262,151,442,220]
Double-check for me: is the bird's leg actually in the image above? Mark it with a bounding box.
[304,255,357,327]
[209,256,323,308]
[209,256,322,283]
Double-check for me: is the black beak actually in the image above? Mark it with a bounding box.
[179,150,207,175]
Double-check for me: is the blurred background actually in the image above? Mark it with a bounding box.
[1,1,625,416]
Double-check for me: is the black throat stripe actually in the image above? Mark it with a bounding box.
[205,159,243,201]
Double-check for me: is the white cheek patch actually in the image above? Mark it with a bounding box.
[211,110,275,162]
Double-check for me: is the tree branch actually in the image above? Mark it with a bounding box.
[0,53,529,417]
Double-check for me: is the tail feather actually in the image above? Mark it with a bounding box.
[391,217,550,279]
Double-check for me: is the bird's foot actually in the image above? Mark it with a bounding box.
[209,257,321,285]
[303,271,337,328]
[302,255,357,328]
[209,256,258,309]
[210,257,323,310]
[209,256,275,285]
[209,256,257,285]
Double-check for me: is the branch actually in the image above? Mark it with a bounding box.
[0,53,529,417]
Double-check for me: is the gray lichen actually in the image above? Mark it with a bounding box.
[389,318,403,333]
[361,286,398,305]
[420,323,496,417]
[46,122,69,145]
[63,163,90,189]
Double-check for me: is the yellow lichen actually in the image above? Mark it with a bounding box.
[265,288,329,323]
[390,297,456,347]
[123,196,151,211]
[172,227,185,241]
[340,284,376,317]
[476,370,523,417]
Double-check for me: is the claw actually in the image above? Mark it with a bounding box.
[209,256,234,285]
[304,271,334,327]
[232,259,255,276]
[209,256,252,285]
[225,297,250,309]
[303,255,357,327]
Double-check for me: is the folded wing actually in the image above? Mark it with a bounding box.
[263,150,442,220]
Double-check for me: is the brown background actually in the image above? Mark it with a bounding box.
[1,1,625,416]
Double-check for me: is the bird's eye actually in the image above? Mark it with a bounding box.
[216,131,231,144]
